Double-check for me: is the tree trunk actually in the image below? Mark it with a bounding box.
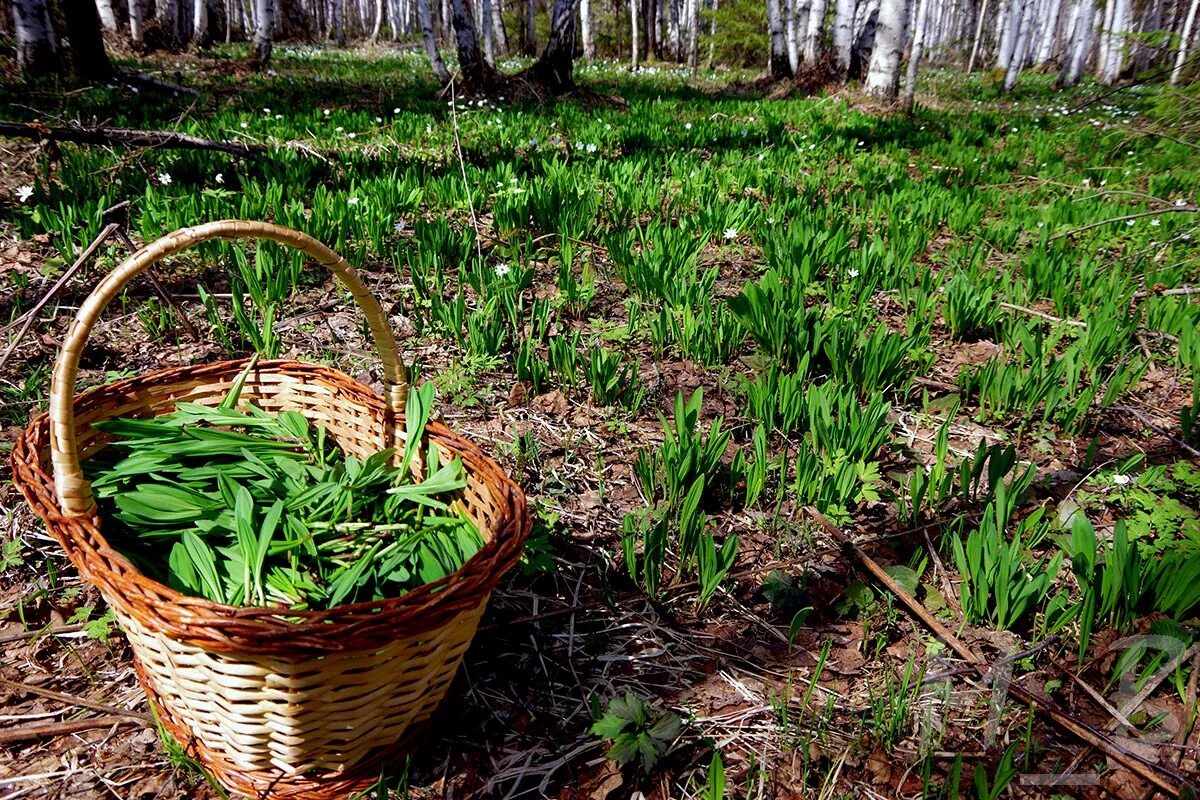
[1172,0,1198,82]
[643,0,657,58]
[966,0,987,69]
[523,0,536,54]
[1057,0,1095,82]
[631,0,639,67]
[804,0,828,61]
[863,0,908,98]
[194,0,210,44]
[451,0,496,86]
[492,0,509,54]
[96,0,119,29]
[1096,0,1115,78]
[768,0,793,74]
[130,0,146,45]
[901,0,929,110]
[1098,0,1129,81]
[525,0,579,89]
[61,0,113,78]
[786,0,802,69]
[252,0,274,65]
[832,0,854,72]
[687,0,699,72]
[370,0,384,40]
[581,0,594,55]
[995,0,1020,69]
[1003,0,1032,87]
[1034,0,1063,61]
[419,0,451,79]
[12,0,59,78]
[332,0,345,42]
[481,0,494,62]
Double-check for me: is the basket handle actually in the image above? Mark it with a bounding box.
[49,220,408,517]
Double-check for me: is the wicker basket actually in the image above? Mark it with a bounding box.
[10,220,529,799]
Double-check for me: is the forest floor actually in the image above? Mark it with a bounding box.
[1,47,1199,800]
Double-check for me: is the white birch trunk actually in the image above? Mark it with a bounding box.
[902,0,929,110]
[1058,0,1096,82]
[96,0,118,29]
[967,0,988,69]
[1098,0,1129,81]
[194,0,209,43]
[1003,0,1033,87]
[252,0,274,63]
[631,0,639,67]
[995,0,1020,69]
[768,0,793,74]
[1034,0,1062,61]
[804,0,828,60]
[864,0,909,98]
[708,0,718,65]
[581,0,594,56]
[1172,0,1198,82]
[833,0,854,71]
[786,0,801,69]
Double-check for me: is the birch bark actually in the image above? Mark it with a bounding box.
[901,0,929,111]
[833,0,855,72]
[769,0,794,74]
[804,0,828,61]
[12,0,57,76]
[252,0,274,64]
[1172,0,1199,83]
[864,0,909,99]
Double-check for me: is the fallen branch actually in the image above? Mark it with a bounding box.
[0,222,120,372]
[808,508,1195,798]
[0,715,145,745]
[0,120,265,157]
[0,678,150,721]
[1049,206,1199,241]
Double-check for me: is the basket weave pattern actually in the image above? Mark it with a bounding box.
[9,222,529,799]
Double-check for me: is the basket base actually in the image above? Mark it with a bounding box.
[155,695,436,800]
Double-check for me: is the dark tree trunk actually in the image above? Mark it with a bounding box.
[12,0,60,78]
[522,0,536,54]
[642,0,656,58]
[252,0,275,66]
[524,0,580,90]
[451,0,496,87]
[62,0,114,79]
[419,0,451,81]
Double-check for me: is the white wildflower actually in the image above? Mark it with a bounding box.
[495,263,512,277]
[215,173,224,184]
[847,268,860,279]
[16,185,34,203]
[1151,218,1160,226]
[1176,198,1188,207]
[157,172,172,186]
[723,228,738,240]
[1113,474,1131,485]
[347,196,359,206]
[393,219,407,233]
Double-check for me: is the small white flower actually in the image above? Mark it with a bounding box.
[323,108,331,116]
[347,132,356,139]
[157,172,172,186]
[335,126,344,132]
[347,196,359,206]
[847,268,860,279]
[375,116,383,123]
[215,173,225,184]
[723,228,738,240]
[1126,219,1135,226]
[16,185,34,203]
[393,219,407,233]
[757,153,765,161]
[1150,218,1160,226]
[1176,198,1188,207]
[240,121,249,129]
[495,263,511,277]
[685,122,692,130]
[275,114,282,120]
[394,107,401,114]
[767,217,776,224]
[586,143,597,153]
[263,107,271,114]
[1113,473,1131,485]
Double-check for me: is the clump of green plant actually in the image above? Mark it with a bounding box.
[590,691,684,773]
[83,369,482,610]
[943,273,998,341]
[634,388,731,508]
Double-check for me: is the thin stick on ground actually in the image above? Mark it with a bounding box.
[0,716,147,746]
[0,678,150,721]
[0,222,120,372]
[0,121,262,156]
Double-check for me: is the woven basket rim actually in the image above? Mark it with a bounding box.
[10,357,529,654]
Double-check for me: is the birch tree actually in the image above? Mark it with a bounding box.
[901,0,929,111]
[966,0,988,70]
[768,0,794,74]
[804,0,828,61]
[864,0,909,99]
[1172,0,1197,82]
[418,0,450,81]
[687,0,699,73]
[786,0,802,69]
[130,0,146,47]
[1003,0,1033,89]
[1098,0,1130,82]
[631,0,640,68]
[450,0,495,86]
[253,0,275,64]
[194,0,210,45]
[1034,0,1063,62]
[12,0,58,77]
[525,0,581,90]
[96,0,118,30]
[1058,0,1096,83]
[833,0,855,72]
[581,0,595,56]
